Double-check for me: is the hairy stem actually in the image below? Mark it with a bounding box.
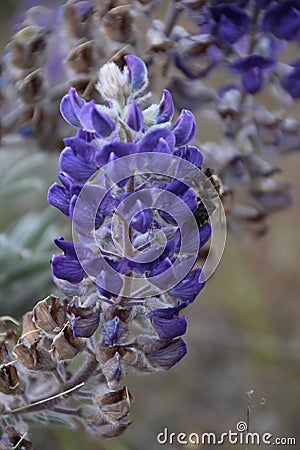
[4,354,99,416]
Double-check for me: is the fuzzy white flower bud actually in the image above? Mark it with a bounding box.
[96,61,128,101]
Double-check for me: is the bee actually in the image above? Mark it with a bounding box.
[193,168,223,227]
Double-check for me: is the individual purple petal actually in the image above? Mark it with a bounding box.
[91,105,115,137]
[71,313,100,338]
[96,142,137,166]
[199,222,211,248]
[169,268,205,303]
[54,237,77,259]
[60,87,84,127]
[102,316,129,345]
[63,136,98,164]
[165,180,189,196]
[130,208,153,233]
[127,241,175,274]
[172,110,196,146]
[79,100,115,136]
[174,145,204,168]
[96,269,123,298]
[181,189,198,212]
[51,255,85,283]
[212,5,251,45]
[127,100,143,131]
[262,1,300,41]
[148,338,187,369]
[124,54,147,90]
[47,182,70,216]
[138,128,175,153]
[242,67,264,94]
[157,89,174,123]
[281,62,300,98]
[156,138,172,154]
[231,55,275,94]
[150,315,188,341]
[102,317,120,345]
[60,147,96,183]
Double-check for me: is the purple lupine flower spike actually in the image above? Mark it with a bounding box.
[45,54,218,437]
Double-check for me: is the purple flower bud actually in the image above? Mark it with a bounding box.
[124,54,147,90]
[211,5,251,45]
[157,89,174,123]
[60,87,85,127]
[127,100,143,131]
[262,1,300,41]
[230,55,276,94]
[172,110,196,146]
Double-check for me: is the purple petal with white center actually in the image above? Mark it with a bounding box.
[127,100,143,131]
[157,89,174,123]
[172,110,196,146]
[60,87,84,127]
[148,338,187,369]
[124,55,148,90]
